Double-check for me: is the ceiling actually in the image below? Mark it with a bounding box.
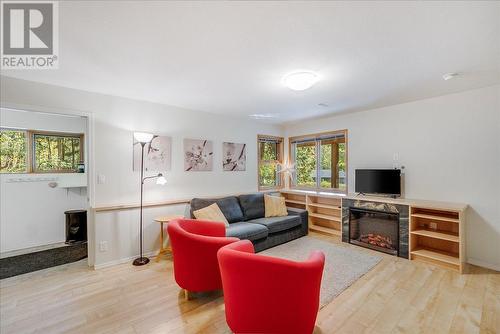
[2,1,499,124]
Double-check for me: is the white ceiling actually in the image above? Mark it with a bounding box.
[2,1,499,124]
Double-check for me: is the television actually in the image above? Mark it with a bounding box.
[355,169,401,196]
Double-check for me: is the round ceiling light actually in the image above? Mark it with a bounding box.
[282,71,319,91]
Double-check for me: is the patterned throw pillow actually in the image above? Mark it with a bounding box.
[193,203,229,226]
[264,194,288,218]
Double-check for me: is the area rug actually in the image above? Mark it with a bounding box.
[261,236,382,307]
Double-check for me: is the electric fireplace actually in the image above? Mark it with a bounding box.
[349,208,399,256]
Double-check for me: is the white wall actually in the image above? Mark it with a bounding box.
[284,85,500,270]
[0,108,88,253]
[1,76,283,266]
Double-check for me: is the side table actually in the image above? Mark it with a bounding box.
[154,215,183,262]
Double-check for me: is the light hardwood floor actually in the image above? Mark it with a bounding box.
[1,233,498,334]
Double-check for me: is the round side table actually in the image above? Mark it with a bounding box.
[154,215,183,262]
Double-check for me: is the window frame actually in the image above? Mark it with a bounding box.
[288,129,348,194]
[257,134,284,191]
[0,128,85,174]
[0,128,29,174]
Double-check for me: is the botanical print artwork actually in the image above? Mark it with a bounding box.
[133,135,172,171]
[184,139,213,171]
[223,142,246,171]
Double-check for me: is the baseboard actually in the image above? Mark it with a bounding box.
[93,251,158,270]
[468,258,500,272]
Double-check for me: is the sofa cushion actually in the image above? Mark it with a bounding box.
[192,203,229,226]
[238,193,265,220]
[247,215,302,234]
[226,222,269,241]
[191,196,244,223]
[264,194,288,218]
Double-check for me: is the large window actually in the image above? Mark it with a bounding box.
[0,129,84,174]
[0,129,27,173]
[34,133,82,172]
[290,130,347,192]
[258,135,284,190]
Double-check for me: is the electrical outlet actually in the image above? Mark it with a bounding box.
[99,241,108,252]
[429,222,438,230]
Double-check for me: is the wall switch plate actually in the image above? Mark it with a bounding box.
[97,174,106,184]
[99,241,108,252]
[429,222,438,230]
[393,153,399,161]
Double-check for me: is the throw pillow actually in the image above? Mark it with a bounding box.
[193,203,229,226]
[264,194,288,218]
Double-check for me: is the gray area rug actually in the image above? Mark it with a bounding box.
[261,236,382,307]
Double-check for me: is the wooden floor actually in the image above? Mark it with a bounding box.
[1,233,498,334]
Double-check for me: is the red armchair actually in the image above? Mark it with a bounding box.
[167,219,239,298]
[217,240,325,334]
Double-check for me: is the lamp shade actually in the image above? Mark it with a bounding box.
[156,175,167,185]
[134,132,154,143]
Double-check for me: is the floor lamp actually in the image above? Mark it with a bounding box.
[133,132,167,266]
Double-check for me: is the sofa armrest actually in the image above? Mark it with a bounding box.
[287,207,308,233]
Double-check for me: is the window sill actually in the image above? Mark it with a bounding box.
[258,186,283,192]
[289,186,347,195]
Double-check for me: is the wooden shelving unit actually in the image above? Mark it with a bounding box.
[411,248,460,267]
[306,193,342,237]
[281,190,468,273]
[307,202,341,210]
[309,224,342,236]
[410,229,459,243]
[281,190,343,237]
[280,191,306,209]
[409,206,465,273]
[284,199,306,206]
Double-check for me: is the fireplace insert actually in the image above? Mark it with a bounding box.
[349,208,399,256]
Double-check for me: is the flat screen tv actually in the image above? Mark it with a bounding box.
[355,169,401,196]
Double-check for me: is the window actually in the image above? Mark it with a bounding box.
[34,133,83,172]
[0,129,84,174]
[258,135,284,190]
[0,129,28,173]
[290,130,347,192]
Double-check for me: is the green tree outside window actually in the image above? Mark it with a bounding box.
[0,130,27,173]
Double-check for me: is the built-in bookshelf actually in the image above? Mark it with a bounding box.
[307,194,342,236]
[281,190,467,273]
[409,206,465,273]
[281,190,343,237]
[280,191,307,209]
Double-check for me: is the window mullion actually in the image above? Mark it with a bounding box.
[315,140,321,188]
[27,130,34,173]
[291,142,296,187]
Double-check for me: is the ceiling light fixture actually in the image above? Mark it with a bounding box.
[442,72,460,81]
[282,71,319,91]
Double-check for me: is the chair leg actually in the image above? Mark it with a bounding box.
[184,289,191,300]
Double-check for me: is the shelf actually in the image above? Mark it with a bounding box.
[410,248,460,266]
[411,229,459,243]
[411,213,459,224]
[309,212,341,222]
[309,224,341,236]
[307,202,341,210]
[285,199,306,205]
[58,184,87,188]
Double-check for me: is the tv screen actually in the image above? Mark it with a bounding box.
[355,169,401,195]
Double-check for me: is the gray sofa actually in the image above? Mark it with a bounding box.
[190,193,308,252]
